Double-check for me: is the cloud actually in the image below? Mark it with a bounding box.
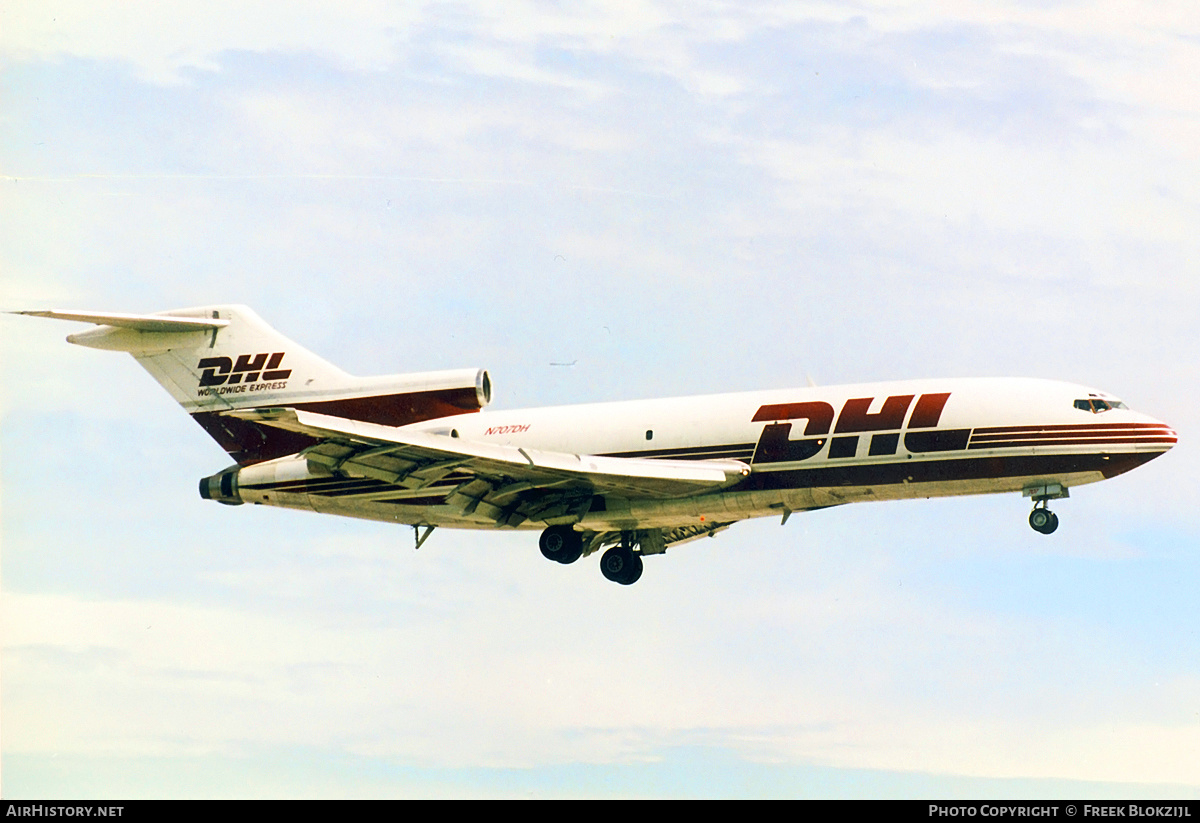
[6,539,1199,786]
[3,1,422,83]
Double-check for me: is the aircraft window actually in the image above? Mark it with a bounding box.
[1074,398,1126,413]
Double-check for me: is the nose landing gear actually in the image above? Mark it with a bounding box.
[1028,504,1059,534]
[1024,483,1068,535]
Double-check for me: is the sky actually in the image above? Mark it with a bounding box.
[2,1,1198,799]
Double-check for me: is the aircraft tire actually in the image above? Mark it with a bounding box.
[540,525,584,564]
[1028,508,1058,534]
[621,553,643,585]
[600,545,642,585]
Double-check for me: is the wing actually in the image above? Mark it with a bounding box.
[226,407,750,528]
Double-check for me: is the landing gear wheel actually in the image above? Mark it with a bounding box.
[622,553,643,585]
[539,525,583,564]
[600,545,643,585]
[1028,508,1059,535]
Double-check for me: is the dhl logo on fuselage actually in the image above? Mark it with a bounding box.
[197,353,292,389]
[751,392,969,463]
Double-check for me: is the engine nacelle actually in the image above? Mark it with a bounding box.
[199,466,243,505]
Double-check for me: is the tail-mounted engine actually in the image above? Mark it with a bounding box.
[199,467,243,505]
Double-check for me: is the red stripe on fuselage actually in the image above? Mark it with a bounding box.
[969,422,1176,450]
[972,422,1173,434]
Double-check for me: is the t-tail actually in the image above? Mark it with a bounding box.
[16,305,491,464]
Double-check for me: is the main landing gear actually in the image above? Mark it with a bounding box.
[599,538,643,586]
[538,525,644,585]
[539,524,584,564]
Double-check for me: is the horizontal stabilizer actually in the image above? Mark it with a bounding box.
[13,310,229,332]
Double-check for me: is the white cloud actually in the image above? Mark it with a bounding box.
[6,576,1198,786]
[3,1,423,82]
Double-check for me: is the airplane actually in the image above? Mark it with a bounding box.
[15,305,1177,585]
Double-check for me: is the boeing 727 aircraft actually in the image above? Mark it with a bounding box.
[18,305,1177,585]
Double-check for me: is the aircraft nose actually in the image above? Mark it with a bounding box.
[1138,413,1177,451]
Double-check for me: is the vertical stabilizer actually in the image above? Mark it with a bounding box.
[61,305,351,411]
[18,305,491,464]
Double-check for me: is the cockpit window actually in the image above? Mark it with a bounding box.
[1074,397,1128,413]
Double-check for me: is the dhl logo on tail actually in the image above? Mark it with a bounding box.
[198,353,292,387]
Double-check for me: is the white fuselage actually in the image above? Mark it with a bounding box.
[231,377,1175,532]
